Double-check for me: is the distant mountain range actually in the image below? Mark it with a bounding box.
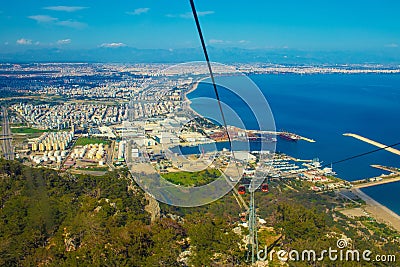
[1,46,399,65]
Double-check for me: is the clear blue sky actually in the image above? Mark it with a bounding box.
[1,0,399,52]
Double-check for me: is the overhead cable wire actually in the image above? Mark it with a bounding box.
[189,0,236,156]
[188,0,400,183]
[328,142,400,167]
[189,0,250,210]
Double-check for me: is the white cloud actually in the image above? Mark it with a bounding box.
[168,10,215,19]
[127,8,150,15]
[44,6,88,12]
[385,43,398,48]
[209,39,225,44]
[208,39,249,46]
[28,15,86,29]
[16,38,33,45]
[57,20,87,29]
[28,15,58,23]
[197,11,215,16]
[57,39,72,45]
[100,42,127,48]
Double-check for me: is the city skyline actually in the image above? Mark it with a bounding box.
[1,0,399,55]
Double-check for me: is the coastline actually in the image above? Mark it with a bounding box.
[184,76,209,104]
[183,76,210,121]
[184,74,400,232]
[352,188,400,232]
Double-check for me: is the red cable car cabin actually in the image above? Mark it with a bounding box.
[238,185,246,195]
[239,212,247,222]
[261,184,269,192]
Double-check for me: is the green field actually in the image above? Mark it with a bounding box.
[76,166,109,172]
[161,168,222,187]
[75,137,111,146]
[10,127,49,134]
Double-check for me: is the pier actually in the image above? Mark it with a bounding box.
[298,135,316,143]
[248,130,316,143]
[351,164,400,189]
[343,133,400,156]
[285,155,313,162]
[351,175,400,189]
[371,164,400,173]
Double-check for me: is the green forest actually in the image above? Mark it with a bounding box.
[0,159,242,266]
[0,159,399,266]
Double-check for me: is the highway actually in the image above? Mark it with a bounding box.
[1,107,14,160]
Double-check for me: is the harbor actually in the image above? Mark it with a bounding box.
[351,164,400,189]
[245,130,316,143]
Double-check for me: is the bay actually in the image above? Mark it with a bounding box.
[187,73,400,215]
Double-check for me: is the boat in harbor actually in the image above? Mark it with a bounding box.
[279,131,301,141]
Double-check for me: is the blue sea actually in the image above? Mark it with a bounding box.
[187,73,400,215]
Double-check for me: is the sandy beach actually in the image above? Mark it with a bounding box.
[182,76,211,122]
[184,76,209,103]
[352,188,400,232]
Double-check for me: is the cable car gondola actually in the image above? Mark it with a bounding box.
[238,185,246,195]
[261,184,269,193]
[239,212,247,222]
